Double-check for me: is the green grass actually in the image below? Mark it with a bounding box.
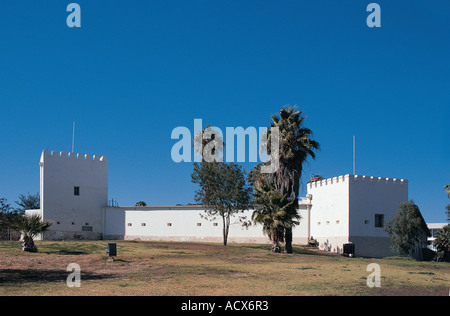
[0,240,448,296]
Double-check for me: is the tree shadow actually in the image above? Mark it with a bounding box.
[53,250,90,255]
[0,268,116,285]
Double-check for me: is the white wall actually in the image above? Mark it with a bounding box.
[105,206,309,244]
[25,209,42,217]
[104,207,126,239]
[40,150,108,239]
[348,175,408,257]
[307,175,350,253]
[349,175,408,237]
[126,208,261,242]
[306,174,408,257]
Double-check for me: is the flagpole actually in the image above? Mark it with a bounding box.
[353,135,356,175]
[72,122,75,153]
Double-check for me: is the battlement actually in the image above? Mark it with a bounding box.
[308,174,407,189]
[41,149,108,163]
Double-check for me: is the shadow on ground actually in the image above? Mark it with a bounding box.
[0,268,115,285]
[53,250,90,255]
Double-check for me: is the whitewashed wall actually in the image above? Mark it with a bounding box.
[348,175,408,257]
[349,175,408,237]
[104,206,309,244]
[307,175,350,253]
[40,149,108,239]
[307,174,408,257]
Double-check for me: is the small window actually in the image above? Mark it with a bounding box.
[167,223,172,227]
[127,223,132,226]
[56,221,60,225]
[74,186,80,196]
[213,223,218,227]
[317,222,321,225]
[71,222,75,225]
[336,220,340,224]
[364,220,370,224]
[375,214,384,228]
[197,223,202,226]
[326,221,330,225]
[141,223,146,226]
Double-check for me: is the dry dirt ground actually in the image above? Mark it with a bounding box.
[0,241,449,296]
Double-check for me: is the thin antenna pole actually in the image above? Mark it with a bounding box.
[353,135,356,175]
[72,122,75,153]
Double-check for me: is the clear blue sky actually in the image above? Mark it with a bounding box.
[0,1,448,222]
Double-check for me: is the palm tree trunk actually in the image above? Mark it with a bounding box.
[285,228,293,253]
[271,235,281,253]
[272,241,281,253]
[271,229,283,253]
[22,235,37,252]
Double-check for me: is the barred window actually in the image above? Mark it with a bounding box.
[375,214,384,228]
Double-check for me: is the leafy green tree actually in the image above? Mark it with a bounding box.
[262,105,319,253]
[1,198,11,235]
[191,161,252,246]
[434,185,450,261]
[8,214,52,252]
[252,179,297,252]
[15,192,40,214]
[0,198,11,213]
[385,200,430,258]
[0,198,14,238]
[193,124,224,162]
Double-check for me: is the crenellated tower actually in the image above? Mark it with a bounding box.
[39,149,108,239]
[307,174,408,257]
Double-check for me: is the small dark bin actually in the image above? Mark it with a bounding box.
[343,243,355,257]
[107,243,117,257]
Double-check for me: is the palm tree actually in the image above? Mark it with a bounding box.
[252,179,297,252]
[8,214,52,252]
[433,225,450,262]
[264,105,319,253]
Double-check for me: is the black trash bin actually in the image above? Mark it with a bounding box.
[343,243,355,257]
[107,242,117,259]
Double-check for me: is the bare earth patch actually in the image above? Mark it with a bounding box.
[0,241,448,296]
[0,253,133,284]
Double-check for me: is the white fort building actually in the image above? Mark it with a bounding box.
[27,149,410,258]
